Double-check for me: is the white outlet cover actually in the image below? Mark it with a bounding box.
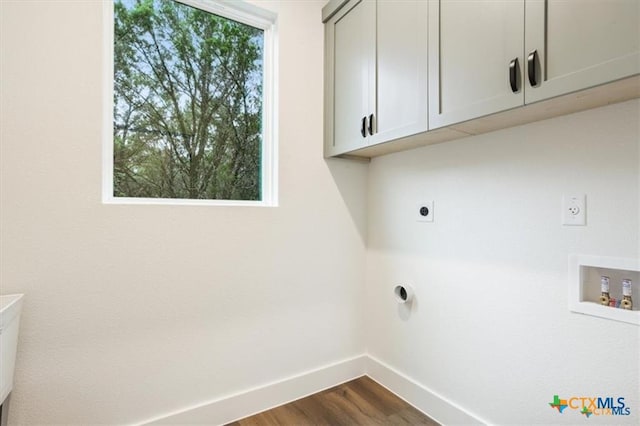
[562,194,586,226]
[417,201,434,222]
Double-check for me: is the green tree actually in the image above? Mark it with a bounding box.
[113,0,263,200]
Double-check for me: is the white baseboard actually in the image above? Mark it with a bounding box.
[141,354,487,425]
[141,355,366,425]
[365,355,489,425]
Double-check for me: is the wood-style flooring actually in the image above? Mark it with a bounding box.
[226,376,439,426]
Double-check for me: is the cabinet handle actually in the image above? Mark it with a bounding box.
[509,57,519,93]
[527,50,539,87]
[367,113,374,136]
[361,116,366,138]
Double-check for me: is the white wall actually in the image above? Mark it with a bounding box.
[3,0,639,424]
[366,99,640,424]
[0,1,368,423]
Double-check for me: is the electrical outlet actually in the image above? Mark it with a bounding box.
[416,201,434,222]
[562,194,586,226]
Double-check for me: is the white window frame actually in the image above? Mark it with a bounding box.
[102,0,278,206]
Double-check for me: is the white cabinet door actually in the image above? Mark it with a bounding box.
[525,0,640,104]
[368,0,428,145]
[428,0,525,129]
[325,0,375,156]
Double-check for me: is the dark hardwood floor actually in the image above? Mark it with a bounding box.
[226,376,439,426]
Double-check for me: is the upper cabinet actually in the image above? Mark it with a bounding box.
[373,1,428,145]
[429,0,640,129]
[323,0,639,158]
[524,0,640,104]
[328,0,375,156]
[324,0,428,157]
[428,0,525,129]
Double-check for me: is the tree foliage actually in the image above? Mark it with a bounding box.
[114,0,263,200]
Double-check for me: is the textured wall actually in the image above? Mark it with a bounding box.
[366,99,640,424]
[0,1,367,423]
[3,0,638,424]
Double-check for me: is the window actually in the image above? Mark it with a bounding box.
[104,0,277,206]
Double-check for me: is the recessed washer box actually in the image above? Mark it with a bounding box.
[569,255,639,326]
